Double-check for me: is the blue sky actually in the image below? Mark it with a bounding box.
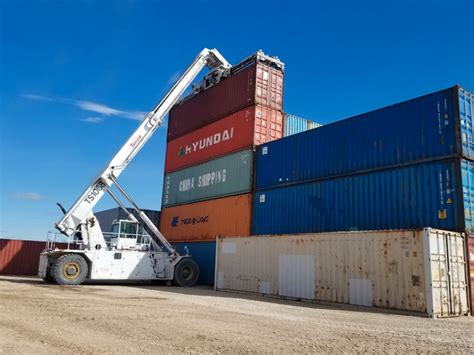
[1,0,473,240]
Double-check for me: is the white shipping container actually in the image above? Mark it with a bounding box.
[215,228,469,317]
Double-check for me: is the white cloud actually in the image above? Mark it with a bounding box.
[21,94,56,102]
[75,100,124,116]
[13,192,46,201]
[23,94,146,121]
[81,117,105,124]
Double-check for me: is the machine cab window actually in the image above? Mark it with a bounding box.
[120,221,138,239]
[111,220,151,249]
[110,220,138,248]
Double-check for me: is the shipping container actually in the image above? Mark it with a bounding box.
[160,194,252,242]
[283,113,322,137]
[172,241,216,285]
[0,239,64,276]
[216,229,469,317]
[165,106,283,173]
[467,236,474,312]
[168,51,284,140]
[252,159,474,235]
[163,149,253,207]
[256,86,473,190]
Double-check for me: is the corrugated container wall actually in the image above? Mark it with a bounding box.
[252,159,474,235]
[0,239,65,276]
[168,55,284,141]
[162,149,253,207]
[172,241,216,285]
[467,236,474,312]
[165,106,283,173]
[283,113,322,137]
[160,194,252,242]
[256,86,473,190]
[216,229,469,317]
[459,87,474,158]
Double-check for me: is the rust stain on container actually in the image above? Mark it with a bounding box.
[160,194,252,242]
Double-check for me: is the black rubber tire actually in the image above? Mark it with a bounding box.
[173,258,199,287]
[42,268,55,283]
[52,254,88,286]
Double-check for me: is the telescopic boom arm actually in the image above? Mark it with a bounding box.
[55,48,231,237]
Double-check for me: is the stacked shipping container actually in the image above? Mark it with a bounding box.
[161,51,286,284]
[252,85,474,310]
[253,86,474,234]
[283,113,322,137]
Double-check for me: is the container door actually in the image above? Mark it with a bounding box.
[466,236,474,312]
[423,229,469,317]
[458,87,474,159]
[445,233,469,315]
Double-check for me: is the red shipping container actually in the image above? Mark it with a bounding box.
[0,239,46,276]
[168,54,284,141]
[0,239,71,276]
[467,236,474,312]
[165,105,283,173]
[160,194,252,242]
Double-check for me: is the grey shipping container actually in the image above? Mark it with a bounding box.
[162,149,253,207]
[256,86,473,190]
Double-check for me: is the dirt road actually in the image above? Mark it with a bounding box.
[0,276,472,354]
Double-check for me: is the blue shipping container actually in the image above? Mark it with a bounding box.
[284,113,322,137]
[257,86,473,190]
[252,159,474,235]
[172,241,216,285]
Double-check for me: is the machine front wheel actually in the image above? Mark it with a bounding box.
[52,254,88,286]
[42,268,55,283]
[173,258,199,287]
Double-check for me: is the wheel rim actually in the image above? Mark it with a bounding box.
[181,265,193,280]
[63,261,81,280]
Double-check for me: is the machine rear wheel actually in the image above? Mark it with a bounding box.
[52,254,88,286]
[173,258,199,287]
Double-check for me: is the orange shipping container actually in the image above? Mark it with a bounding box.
[160,194,252,242]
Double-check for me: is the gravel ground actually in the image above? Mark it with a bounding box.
[0,276,473,354]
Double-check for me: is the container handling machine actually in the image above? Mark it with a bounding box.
[38,49,231,286]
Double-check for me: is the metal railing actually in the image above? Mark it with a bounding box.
[45,230,81,251]
[45,230,161,252]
